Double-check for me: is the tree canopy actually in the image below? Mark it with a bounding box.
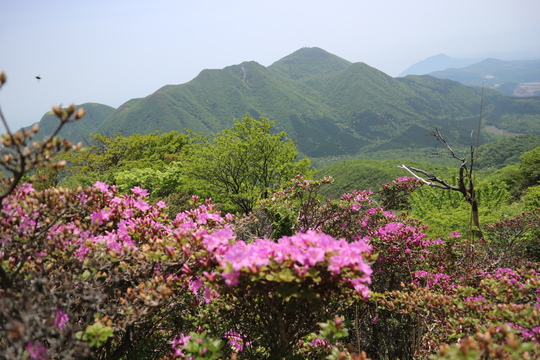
[184,115,311,213]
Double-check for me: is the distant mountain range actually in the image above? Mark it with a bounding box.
[399,54,478,77]
[428,58,540,96]
[30,47,540,163]
[400,54,540,97]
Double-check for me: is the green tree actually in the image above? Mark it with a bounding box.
[186,115,311,213]
[57,131,189,188]
[518,146,540,189]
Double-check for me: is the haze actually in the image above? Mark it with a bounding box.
[1,0,539,129]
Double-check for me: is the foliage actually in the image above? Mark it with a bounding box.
[523,185,540,211]
[410,179,516,238]
[518,146,540,189]
[0,182,211,359]
[475,134,540,171]
[314,158,456,199]
[184,115,311,213]
[57,131,189,188]
[1,175,539,359]
[483,208,540,263]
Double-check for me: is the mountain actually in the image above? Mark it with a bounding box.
[31,47,540,163]
[428,58,540,96]
[399,54,477,77]
[269,46,352,79]
[28,103,115,143]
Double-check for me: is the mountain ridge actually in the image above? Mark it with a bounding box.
[30,47,540,163]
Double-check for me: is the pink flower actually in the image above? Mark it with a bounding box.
[188,277,204,294]
[203,228,235,252]
[134,200,151,212]
[54,310,69,330]
[19,183,35,194]
[90,208,111,225]
[131,186,149,197]
[222,271,240,286]
[25,341,48,360]
[93,181,110,193]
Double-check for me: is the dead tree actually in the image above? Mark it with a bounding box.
[399,128,483,239]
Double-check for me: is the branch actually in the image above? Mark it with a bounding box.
[429,128,465,163]
[398,165,460,191]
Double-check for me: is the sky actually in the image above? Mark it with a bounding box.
[1,0,539,129]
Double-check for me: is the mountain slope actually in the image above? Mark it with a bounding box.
[33,47,540,162]
[30,103,115,142]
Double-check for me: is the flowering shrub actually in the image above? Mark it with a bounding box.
[180,228,373,359]
[0,182,231,359]
[0,174,538,359]
[377,176,423,211]
[0,180,376,359]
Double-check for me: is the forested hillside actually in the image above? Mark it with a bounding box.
[29,47,540,163]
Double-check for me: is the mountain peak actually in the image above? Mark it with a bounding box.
[399,54,477,77]
[269,47,351,80]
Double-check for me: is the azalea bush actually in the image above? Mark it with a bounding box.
[236,176,540,359]
[0,182,227,359]
[1,162,539,360]
[0,181,375,359]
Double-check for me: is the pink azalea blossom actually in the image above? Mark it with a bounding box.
[54,310,69,330]
[131,186,149,197]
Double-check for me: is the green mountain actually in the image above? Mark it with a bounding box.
[33,47,540,164]
[428,58,540,96]
[29,103,115,143]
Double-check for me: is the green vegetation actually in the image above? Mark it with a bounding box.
[475,134,540,171]
[25,102,115,143]
[57,131,189,188]
[29,47,540,166]
[184,115,311,214]
[314,158,455,199]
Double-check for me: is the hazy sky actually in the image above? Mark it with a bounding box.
[1,0,539,129]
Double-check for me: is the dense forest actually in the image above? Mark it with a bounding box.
[1,68,540,360]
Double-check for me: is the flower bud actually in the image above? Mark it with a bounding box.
[66,104,75,117]
[0,71,6,85]
[75,107,86,120]
[52,105,63,118]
